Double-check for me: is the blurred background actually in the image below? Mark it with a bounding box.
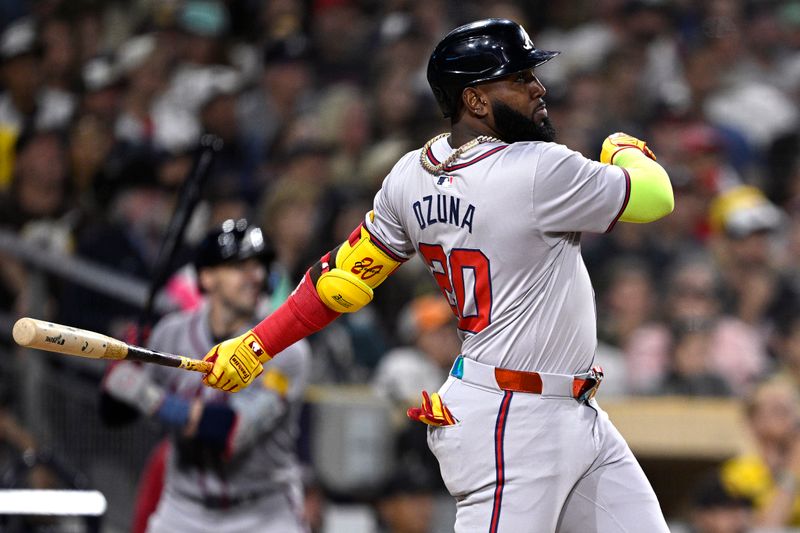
[1,0,800,531]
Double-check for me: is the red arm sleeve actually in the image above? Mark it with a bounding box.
[253,271,341,358]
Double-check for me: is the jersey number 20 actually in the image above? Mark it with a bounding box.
[418,243,492,333]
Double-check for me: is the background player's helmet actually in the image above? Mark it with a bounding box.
[194,218,274,270]
[427,18,560,118]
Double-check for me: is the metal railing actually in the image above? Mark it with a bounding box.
[0,228,176,531]
[0,229,175,314]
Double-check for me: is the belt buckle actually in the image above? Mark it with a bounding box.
[576,365,604,403]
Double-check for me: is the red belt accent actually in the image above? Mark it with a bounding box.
[494,368,543,393]
[493,366,603,400]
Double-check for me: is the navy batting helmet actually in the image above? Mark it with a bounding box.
[194,218,274,270]
[427,19,560,118]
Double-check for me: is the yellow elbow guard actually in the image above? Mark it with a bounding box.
[317,269,374,313]
[316,222,403,313]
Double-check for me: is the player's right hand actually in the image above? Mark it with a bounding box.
[600,132,656,165]
[202,330,267,392]
[407,390,457,427]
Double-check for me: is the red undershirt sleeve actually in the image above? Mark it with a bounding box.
[252,272,341,358]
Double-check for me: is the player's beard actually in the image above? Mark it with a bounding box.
[491,101,556,143]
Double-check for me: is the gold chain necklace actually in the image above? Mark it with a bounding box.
[419,133,503,175]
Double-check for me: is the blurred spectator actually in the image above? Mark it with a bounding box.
[0,17,74,133]
[598,257,657,349]
[373,294,459,409]
[784,200,800,276]
[260,178,321,299]
[267,139,335,190]
[703,41,799,152]
[79,54,124,125]
[258,0,305,41]
[534,1,620,96]
[771,310,800,390]
[359,138,414,193]
[654,318,732,397]
[310,0,371,85]
[239,34,316,156]
[0,18,73,186]
[39,15,77,93]
[316,83,373,186]
[0,128,74,317]
[57,182,177,339]
[626,253,768,393]
[374,424,442,533]
[177,0,232,66]
[196,70,263,198]
[149,0,241,153]
[688,471,753,533]
[0,128,71,231]
[708,185,795,329]
[372,66,419,143]
[68,112,115,215]
[738,3,791,93]
[678,123,744,204]
[721,377,800,528]
[114,34,167,147]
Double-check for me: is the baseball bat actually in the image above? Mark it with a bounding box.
[12,318,212,373]
[137,134,223,345]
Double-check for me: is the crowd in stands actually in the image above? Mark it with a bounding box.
[2,0,800,531]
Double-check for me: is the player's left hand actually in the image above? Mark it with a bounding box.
[202,330,266,392]
[600,132,656,165]
[407,390,457,427]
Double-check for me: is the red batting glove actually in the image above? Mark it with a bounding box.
[407,390,457,427]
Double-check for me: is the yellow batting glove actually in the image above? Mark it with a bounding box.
[600,132,656,165]
[202,330,268,392]
[407,390,457,427]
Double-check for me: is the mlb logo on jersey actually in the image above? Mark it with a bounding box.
[436,175,455,188]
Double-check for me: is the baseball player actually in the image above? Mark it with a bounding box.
[201,19,674,532]
[104,219,310,533]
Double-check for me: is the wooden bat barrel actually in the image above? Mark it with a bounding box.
[12,318,212,373]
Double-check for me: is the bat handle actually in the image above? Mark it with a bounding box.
[125,345,213,374]
[179,358,214,374]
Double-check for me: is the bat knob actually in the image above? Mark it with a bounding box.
[12,318,36,347]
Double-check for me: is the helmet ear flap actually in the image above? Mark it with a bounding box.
[430,86,454,118]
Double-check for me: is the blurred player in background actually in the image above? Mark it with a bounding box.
[103,219,310,533]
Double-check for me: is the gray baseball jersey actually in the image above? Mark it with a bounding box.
[366,137,668,533]
[367,137,628,375]
[139,304,311,532]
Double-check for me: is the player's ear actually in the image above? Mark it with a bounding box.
[198,269,216,293]
[462,87,489,118]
